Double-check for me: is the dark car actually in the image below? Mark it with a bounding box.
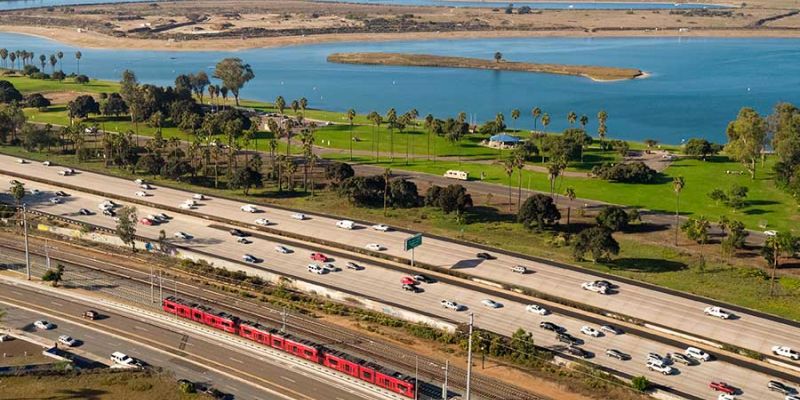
[402,284,422,293]
[196,383,232,400]
[346,261,363,270]
[476,252,495,260]
[55,191,69,197]
[539,321,565,333]
[768,380,793,395]
[103,209,116,217]
[78,208,93,216]
[414,274,435,284]
[82,310,99,320]
[565,346,591,359]
[605,349,630,360]
[557,333,581,346]
[229,228,247,237]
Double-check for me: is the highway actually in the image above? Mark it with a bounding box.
[1,154,797,363]
[0,281,372,400]
[1,162,798,399]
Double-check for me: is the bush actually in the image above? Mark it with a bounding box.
[591,161,658,183]
[517,194,560,230]
[631,375,650,392]
[30,72,50,80]
[22,65,40,76]
[596,206,630,232]
[26,93,51,109]
[52,71,66,81]
[75,74,90,84]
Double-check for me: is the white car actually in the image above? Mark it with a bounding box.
[174,232,191,240]
[718,394,736,400]
[322,263,340,273]
[58,169,74,176]
[646,361,673,375]
[255,218,270,226]
[307,263,324,274]
[57,335,77,347]
[154,213,169,221]
[580,326,602,337]
[441,300,462,311]
[134,191,148,197]
[274,245,291,254]
[16,158,27,164]
[29,189,41,195]
[581,281,608,294]
[241,204,258,213]
[134,179,144,185]
[237,237,252,244]
[785,395,800,400]
[365,243,385,251]
[772,346,800,360]
[336,220,355,229]
[33,320,54,330]
[704,306,732,319]
[685,346,711,362]
[291,213,307,220]
[184,199,197,206]
[525,304,548,315]
[42,160,51,166]
[242,254,257,263]
[139,183,152,190]
[179,203,195,210]
[372,224,390,232]
[481,299,501,309]
[192,193,206,200]
[49,198,62,204]
[110,351,136,365]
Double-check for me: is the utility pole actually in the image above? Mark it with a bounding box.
[414,356,419,400]
[281,307,287,333]
[22,204,31,281]
[441,360,448,400]
[466,313,473,400]
[158,270,163,302]
[44,240,50,271]
[150,267,154,304]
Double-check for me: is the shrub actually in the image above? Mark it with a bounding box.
[591,162,657,183]
[631,376,650,392]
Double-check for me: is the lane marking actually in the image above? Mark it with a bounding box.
[51,300,64,306]
[281,376,296,383]
[229,357,244,364]
[133,325,149,332]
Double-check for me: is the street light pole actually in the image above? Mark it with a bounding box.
[414,355,419,400]
[22,204,31,281]
[441,360,449,400]
[466,313,474,400]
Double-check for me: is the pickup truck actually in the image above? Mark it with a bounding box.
[703,306,732,319]
[772,346,800,360]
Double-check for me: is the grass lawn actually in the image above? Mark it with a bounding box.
[0,371,207,400]
[3,74,120,94]
[4,145,800,321]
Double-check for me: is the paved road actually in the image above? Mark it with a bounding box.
[0,282,370,400]
[2,165,799,399]
[0,154,793,361]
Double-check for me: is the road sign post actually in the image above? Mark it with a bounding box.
[404,234,423,267]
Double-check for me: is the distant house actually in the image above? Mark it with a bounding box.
[485,134,522,149]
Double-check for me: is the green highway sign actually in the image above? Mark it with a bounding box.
[404,233,422,251]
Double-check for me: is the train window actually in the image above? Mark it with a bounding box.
[328,358,339,367]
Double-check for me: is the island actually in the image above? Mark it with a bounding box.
[327,52,644,81]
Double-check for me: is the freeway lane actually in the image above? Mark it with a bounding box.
[0,281,381,400]
[2,179,797,399]
[1,154,798,364]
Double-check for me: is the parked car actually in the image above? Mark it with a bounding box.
[709,382,736,395]
[772,346,800,360]
[600,325,623,335]
[704,306,732,319]
[365,243,385,251]
[580,326,602,337]
[605,349,630,360]
[255,218,270,226]
[34,320,55,330]
[274,245,291,254]
[291,213,307,220]
[174,232,192,240]
[685,346,711,362]
[476,252,495,260]
[481,299,501,309]
[526,304,549,315]
[57,335,77,347]
[441,300,462,311]
[372,224,391,232]
[768,380,794,395]
[646,361,674,375]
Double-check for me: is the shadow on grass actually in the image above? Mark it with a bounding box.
[465,206,516,224]
[623,223,669,234]
[610,257,688,273]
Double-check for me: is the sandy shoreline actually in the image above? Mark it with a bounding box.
[2,25,800,52]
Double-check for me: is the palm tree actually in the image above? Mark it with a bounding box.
[495,112,505,133]
[494,52,503,63]
[75,51,82,75]
[597,110,608,147]
[275,96,285,115]
[580,115,589,130]
[511,109,520,127]
[290,99,299,115]
[367,111,382,162]
[673,176,685,246]
[502,157,515,212]
[383,168,391,216]
[8,52,15,70]
[300,129,315,192]
[49,54,57,74]
[0,48,7,68]
[299,97,308,116]
[564,187,576,225]
[386,108,397,161]
[764,232,798,296]
[531,107,542,131]
[547,162,564,199]
[57,51,63,71]
[346,108,356,161]
[541,113,550,132]
[567,111,577,127]
[424,113,434,161]
[513,147,526,210]
[39,54,46,71]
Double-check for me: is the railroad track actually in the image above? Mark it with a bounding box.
[0,237,547,400]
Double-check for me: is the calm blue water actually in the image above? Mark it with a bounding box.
[0,0,150,10]
[2,32,798,144]
[316,0,726,9]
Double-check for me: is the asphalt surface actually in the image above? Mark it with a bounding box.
[0,282,375,400]
[0,169,798,399]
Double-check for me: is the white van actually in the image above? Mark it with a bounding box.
[336,220,355,230]
[443,170,468,181]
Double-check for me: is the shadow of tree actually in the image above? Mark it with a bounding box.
[611,258,688,273]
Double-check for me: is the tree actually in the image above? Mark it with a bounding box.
[41,264,65,287]
[67,94,99,120]
[386,108,397,161]
[681,216,710,245]
[75,74,89,84]
[596,206,630,232]
[38,54,46,71]
[579,114,589,130]
[684,138,719,160]
[567,111,577,127]
[494,52,503,63]
[725,107,767,180]
[190,71,210,104]
[346,108,356,161]
[101,93,128,117]
[437,184,473,220]
[631,376,651,392]
[597,110,608,145]
[275,96,285,115]
[673,176,685,245]
[531,107,542,131]
[10,181,25,206]
[0,80,23,103]
[230,166,263,195]
[721,220,748,256]
[644,139,658,149]
[383,168,391,216]
[116,206,138,251]
[0,48,6,68]
[324,161,354,185]
[564,187,576,225]
[213,58,254,106]
[518,194,560,231]
[762,231,798,296]
[388,179,419,208]
[75,51,82,74]
[25,93,50,109]
[57,51,63,70]
[572,226,619,262]
[512,145,527,209]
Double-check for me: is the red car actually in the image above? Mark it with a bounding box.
[139,218,153,226]
[709,382,736,395]
[401,276,418,285]
[310,252,329,262]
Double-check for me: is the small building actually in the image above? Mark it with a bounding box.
[486,134,522,149]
